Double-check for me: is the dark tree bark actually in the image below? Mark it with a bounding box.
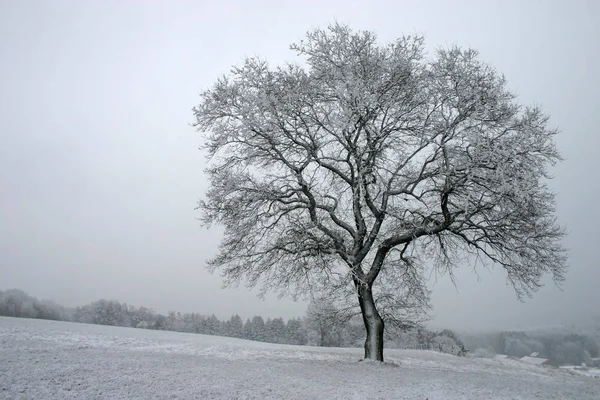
[357,281,384,361]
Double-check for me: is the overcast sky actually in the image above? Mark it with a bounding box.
[1,0,598,331]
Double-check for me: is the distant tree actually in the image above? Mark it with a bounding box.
[0,289,33,318]
[74,305,94,324]
[181,313,199,333]
[220,319,229,336]
[193,24,567,361]
[418,328,441,350]
[554,341,589,366]
[243,318,254,340]
[82,300,131,327]
[564,333,600,358]
[472,347,495,358]
[264,318,273,339]
[128,305,141,327]
[229,314,244,338]
[167,311,185,332]
[285,318,307,345]
[251,315,266,341]
[133,306,158,329]
[0,289,69,321]
[35,299,67,321]
[267,317,287,343]
[153,314,167,330]
[388,327,419,349]
[206,314,221,335]
[415,329,467,355]
[505,337,531,358]
[342,317,367,347]
[523,338,545,355]
[305,300,345,347]
[433,335,457,354]
[438,329,464,349]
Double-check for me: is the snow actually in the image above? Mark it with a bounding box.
[1,317,599,399]
[559,366,600,378]
[520,356,549,365]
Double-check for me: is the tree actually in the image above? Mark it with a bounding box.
[305,299,345,347]
[133,306,158,329]
[0,289,35,318]
[206,314,221,336]
[268,317,287,343]
[243,318,253,340]
[251,315,266,341]
[193,24,567,361]
[229,314,244,338]
[285,318,307,345]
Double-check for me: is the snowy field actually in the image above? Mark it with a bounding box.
[559,365,600,378]
[1,317,599,399]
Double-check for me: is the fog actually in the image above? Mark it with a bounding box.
[1,0,598,331]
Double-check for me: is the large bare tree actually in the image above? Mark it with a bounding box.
[193,24,567,361]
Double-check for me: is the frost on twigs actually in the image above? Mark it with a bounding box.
[193,23,567,359]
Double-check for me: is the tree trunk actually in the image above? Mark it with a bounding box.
[357,283,385,361]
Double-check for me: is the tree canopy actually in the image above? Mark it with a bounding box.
[193,24,567,360]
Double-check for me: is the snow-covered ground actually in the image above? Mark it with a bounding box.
[559,365,600,378]
[1,317,599,399]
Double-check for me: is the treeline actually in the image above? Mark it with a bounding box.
[462,329,600,366]
[0,288,466,353]
[388,327,467,355]
[74,298,310,345]
[0,289,72,321]
[4,289,600,366]
[0,289,310,345]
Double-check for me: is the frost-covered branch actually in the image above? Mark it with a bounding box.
[193,23,567,360]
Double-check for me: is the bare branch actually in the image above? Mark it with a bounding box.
[193,24,567,359]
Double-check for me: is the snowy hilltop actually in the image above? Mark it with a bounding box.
[1,317,599,399]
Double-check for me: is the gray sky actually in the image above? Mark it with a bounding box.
[1,0,598,331]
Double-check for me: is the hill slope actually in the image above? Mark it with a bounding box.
[1,317,599,399]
